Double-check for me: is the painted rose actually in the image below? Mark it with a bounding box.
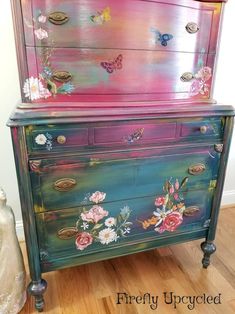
[89,191,106,204]
[161,212,183,232]
[195,66,212,82]
[75,232,93,250]
[38,15,47,23]
[81,205,108,223]
[155,196,165,206]
[34,28,48,40]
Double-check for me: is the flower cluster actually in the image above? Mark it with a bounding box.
[23,12,74,100]
[74,192,132,251]
[139,177,189,234]
[190,66,212,97]
[34,133,53,151]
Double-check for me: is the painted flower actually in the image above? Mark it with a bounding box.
[195,66,212,82]
[123,227,131,235]
[153,208,171,227]
[81,222,89,230]
[105,217,116,227]
[89,191,106,204]
[160,212,183,233]
[34,28,48,40]
[81,205,108,224]
[75,232,93,250]
[155,196,165,207]
[23,77,51,100]
[35,134,47,145]
[169,185,174,194]
[175,179,179,190]
[38,15,47,23]
[98,228,118,245]
[120,206,130,216]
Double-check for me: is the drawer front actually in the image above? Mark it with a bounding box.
[30,146,221,212]
[23,0,221,54]
[25,47,215,103]
[26,118,223,154]
[36,188,213,263]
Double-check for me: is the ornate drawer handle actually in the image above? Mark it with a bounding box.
[57,135,66,144]
[48,11,69,25]
[186,22,199,34]
[180,72,194,82]
[124,128,144,144]
[188,163,206,176]
[53,178,77,192]
[200,125,208,134]
[57,227,78,240]
[52,71,72,83]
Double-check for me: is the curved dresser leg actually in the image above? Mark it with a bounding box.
[201,241,216,269]
[28,279,47,312]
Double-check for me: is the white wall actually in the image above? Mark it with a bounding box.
[0,1,234,237]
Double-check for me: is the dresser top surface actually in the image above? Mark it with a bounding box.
[7,103,235,126]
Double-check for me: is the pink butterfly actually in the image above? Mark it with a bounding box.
[100,54,123,73]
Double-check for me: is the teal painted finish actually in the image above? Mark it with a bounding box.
[36,188,213,261]
[30,145,220,212]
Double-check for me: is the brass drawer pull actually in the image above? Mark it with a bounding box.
[180,72,194,82]
[185,22,199,34]
[188,163,206,176]
[57,227,78,240]
[200,125,208,134]
[52,71,72,83]
[54,178,77,192]
[57,135,66,144]
[48,11,69,25]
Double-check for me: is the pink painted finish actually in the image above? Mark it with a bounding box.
[25,0,221,54]
[26,47,215,103]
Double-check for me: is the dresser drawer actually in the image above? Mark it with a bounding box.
[30,145,220,212]
[23,0,220,54]
[36,188,213,264]
[26,118,223,154]
[25,47,215,103]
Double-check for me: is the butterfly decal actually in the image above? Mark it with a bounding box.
[101,54,123,74]
[90,7,111,25]
[124,128,144,144]
[150,27,173,47]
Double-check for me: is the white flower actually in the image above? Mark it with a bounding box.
[34,28,48,40]
[98,228,118,245]
[38,15,47,23]
[123,227,131,235]
[105,217,116,227]
[35,134,47,145]
[153,208,171,227]
[89,191,106,204]
[81,222,89,230]
[23,77,51,100]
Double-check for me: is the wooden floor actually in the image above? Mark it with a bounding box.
[20,206,235,314]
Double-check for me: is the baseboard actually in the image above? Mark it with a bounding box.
[222,190,235,206]
[16,220,25,241]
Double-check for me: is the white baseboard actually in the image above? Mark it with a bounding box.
[222,190,235,206]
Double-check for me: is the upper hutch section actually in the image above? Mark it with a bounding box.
[11,0,226,107]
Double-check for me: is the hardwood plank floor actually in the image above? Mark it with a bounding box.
[19,206,235,314]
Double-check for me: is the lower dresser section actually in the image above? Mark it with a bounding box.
[8,106,234,311]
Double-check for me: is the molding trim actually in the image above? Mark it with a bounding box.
[16,220,24,241]
[222,189,235,206]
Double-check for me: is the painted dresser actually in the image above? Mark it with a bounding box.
[8,0,234,311]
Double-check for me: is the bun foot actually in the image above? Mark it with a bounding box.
[201,241,216,268]
[28,279,47,312]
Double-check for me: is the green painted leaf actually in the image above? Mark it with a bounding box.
[180,177,189,189]
[92,223,103,230]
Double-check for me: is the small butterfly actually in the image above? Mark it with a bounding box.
[124,128,144,144]
[151,27,173,47]
[101,54,123,74]
[90,7,111,25]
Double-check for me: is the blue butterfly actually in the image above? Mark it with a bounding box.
[151,28,173,47]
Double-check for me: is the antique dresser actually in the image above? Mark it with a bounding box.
[8,0,234,311]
